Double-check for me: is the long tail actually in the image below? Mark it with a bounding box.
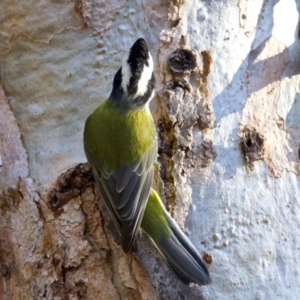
[141,189,211,286]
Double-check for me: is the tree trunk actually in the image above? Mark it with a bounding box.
[0,0,300,299]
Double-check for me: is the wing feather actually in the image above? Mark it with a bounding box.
[116,165,130,192]
[121,167,154,252]
[93,171,122,234]
[118,174,140,211]
[84,138,157,253]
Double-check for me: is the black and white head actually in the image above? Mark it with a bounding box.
[110,38,156,109]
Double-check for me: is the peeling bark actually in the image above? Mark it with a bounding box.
[0,164,158,300]
[1,0,300,299]
[157,28,215,226]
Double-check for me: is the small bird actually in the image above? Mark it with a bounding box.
[84,38,157,253]
[141,188,211,286]
[84,38,210,285]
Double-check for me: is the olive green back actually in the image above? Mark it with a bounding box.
[84,99,156,171]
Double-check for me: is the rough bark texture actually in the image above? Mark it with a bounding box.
[1,0,300,299]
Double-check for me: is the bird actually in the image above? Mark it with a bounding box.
[141,188,211,286]
[84,38,157,253]
[84,38,210,285]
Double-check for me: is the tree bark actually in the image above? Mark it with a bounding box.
[0,0,300,299]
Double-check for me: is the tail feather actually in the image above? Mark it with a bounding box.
[142,189,210,286]
[160,219,211,285]
[168,215,210,279]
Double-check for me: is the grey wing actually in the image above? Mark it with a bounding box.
[92,169,122,234]
[120,166,154,252]
[84,145,122,234]
[101,140,157,253]
[85,140,157,253]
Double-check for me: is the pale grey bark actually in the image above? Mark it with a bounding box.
[0,0,300,299]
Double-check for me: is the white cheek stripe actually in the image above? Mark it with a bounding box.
[121,54,131,94]
[121,52,153,98]
[134,53,153,98]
